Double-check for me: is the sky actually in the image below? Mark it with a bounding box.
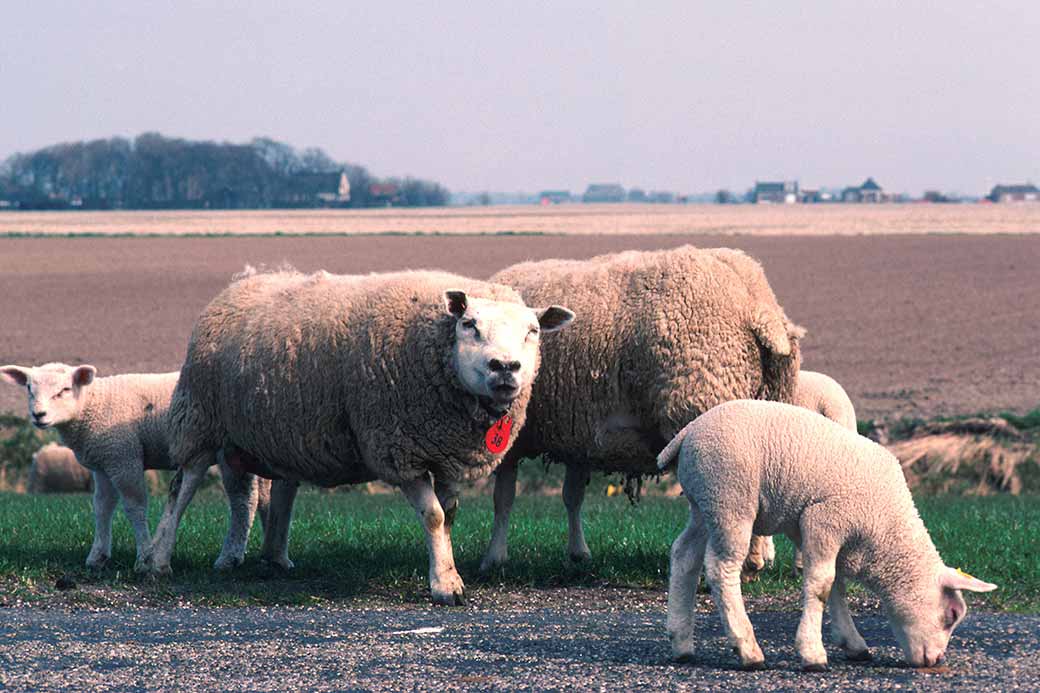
[2,1,1037,196]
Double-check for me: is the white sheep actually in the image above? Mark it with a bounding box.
[793,369,857,432]
[1,363,268,572]
[480,246,803,574]
[146,269,573,605]
[28,442,92,494]
[657,399,996,670]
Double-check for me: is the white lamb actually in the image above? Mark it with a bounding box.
[1,363,267,572]
[657,399,996,670]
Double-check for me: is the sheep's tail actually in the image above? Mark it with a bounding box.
[657,421,696,472]
[752,310,805,405]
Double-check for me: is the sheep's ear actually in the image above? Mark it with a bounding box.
[71,365,97,388]
[0,365,30,387]
[940,566,997,593]
[444,290,468,318]
[536,306,575,333]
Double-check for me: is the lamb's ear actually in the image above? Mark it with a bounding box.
[444,290,468,319]
[940,566,997,593]
[536,305,574,333]
[0,365,30,387]
[71,365,97,388]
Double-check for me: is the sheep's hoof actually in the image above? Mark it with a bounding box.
[431,588,466,607]
[85,555,110,570]
[740,659,766,671]
[802,662,828,672]
[133,558,151,574]
[845,648,873,662]
[568,548,592,563]
[147,563,173,578]
[260,556,295,572]
[213,555,244,572]
[673,652,696,665]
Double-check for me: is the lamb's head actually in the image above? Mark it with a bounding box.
[0,363,97,429]
[887,565,996,667]
[444,290,573,408]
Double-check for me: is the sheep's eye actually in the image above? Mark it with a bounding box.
[62,387,72,395]
[461,319,480,338]
[528,326,540,337]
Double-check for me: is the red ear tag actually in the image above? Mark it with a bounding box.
[485,416,513,454]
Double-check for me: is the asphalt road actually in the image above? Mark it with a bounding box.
[0,601,1035,692]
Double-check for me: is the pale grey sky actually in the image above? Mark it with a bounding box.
[2,1,1037,196]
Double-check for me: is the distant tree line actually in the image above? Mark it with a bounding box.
[0,133,449,209]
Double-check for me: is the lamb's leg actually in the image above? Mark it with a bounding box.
[86,470,118,569]
[667,503,708,662]
[792,547,804,576]
[255,477,272,536]
[148,455,212,575]
[562,463,592,562]
[401,473,465,606]
[703,522,765,670]
[742,534,773,581]
[260,479,299,571]
[108,464,153,573]
[828,575,871,661]
[213,460,259,571]
[795,529,839,671]
[479,457,518,573]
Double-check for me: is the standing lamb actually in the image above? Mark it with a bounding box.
[28,443,92,494]
[145,268,573,605]
[0,364,269,572]
[479,245,803,573]
[658,400,996,670]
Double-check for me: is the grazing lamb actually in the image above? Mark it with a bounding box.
[0,364,269,572]
[146,268,573,605]
[793,370,857,433]
[28,443,92,494]
[479,245,803,573]
[658,400,996,670]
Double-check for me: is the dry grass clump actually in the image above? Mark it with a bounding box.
[887,417,1038,495]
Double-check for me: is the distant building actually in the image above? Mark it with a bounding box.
[843,177,885,203]
[582,183,626,203]
[922,190,953,203]
[988,183,1040,203]
[282,171,351,207]
[538,190,572,204]
[648,190,676,203]
[369,182,401,206]
[627,187,648,202]
[753,181,799,204]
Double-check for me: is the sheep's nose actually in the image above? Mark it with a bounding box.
[488,359,521,373]
[32,411,46,420]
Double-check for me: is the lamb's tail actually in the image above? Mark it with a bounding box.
[657,422,696,472]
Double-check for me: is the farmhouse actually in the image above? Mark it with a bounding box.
[582,183,626,203]
[281,171,351,207]
[753,181,799,204]
[842,177,885,203]
[988,183,1040,203]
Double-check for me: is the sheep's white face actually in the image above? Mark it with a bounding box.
[0,363,97,429]
[444,290,573,408]
[888,565,996,667]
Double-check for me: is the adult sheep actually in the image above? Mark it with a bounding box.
[146,268,574,605]
[0,364,269,572]
[28,443,92,494]
[480,245,803,573]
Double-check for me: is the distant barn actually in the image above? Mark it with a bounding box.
[280,171,351,207]
[582,183,626,203]
[753,181,799,204]
[988,183,1039,203]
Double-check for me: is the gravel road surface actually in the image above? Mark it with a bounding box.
[1,599,1035,692]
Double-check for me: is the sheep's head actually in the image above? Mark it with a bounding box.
[887,565,996,667]
[0,362,97,429]
[444,290,573,409]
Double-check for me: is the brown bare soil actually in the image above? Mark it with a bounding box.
[1,233,1038,420]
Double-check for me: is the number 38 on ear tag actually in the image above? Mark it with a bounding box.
[485,416,513,454]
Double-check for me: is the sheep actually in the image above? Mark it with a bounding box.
[0,364,270,572]
[782,368,859,575]
[657,399,997,670]
[478,245,803,574]
[145,268,574,605]
[28,443,92,494]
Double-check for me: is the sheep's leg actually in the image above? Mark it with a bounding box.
[795,527,839,671]
[260,479,299,571]
[563,463,591,562]
[479,457,518,573]
[148,456,212,575]
[742,534,773,581]
[255,477,272,536]
[828,575,871,661]
[401,473,465,606]
[703,522,765,670]
[434,477,461,557]
[86,470,118,569]
[792,547,804,576]
[108,464,153,573]
[667,503,708,662]
[213,460,260,571]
